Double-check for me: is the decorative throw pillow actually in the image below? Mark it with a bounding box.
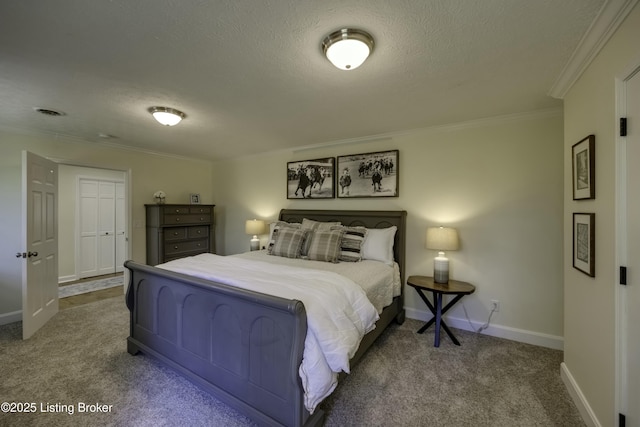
[306,229,344,263]
[331,225,367,262]
[267,221,301,252]
[268,227,307,258]
[361,226,397,265]
[300,218,341,256]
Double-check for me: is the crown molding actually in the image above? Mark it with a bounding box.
[548,0,640,99]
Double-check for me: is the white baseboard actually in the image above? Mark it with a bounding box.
[560,362,601,427]
[0,310,21,326]
[404,307,564,350]
[58,274,77,284]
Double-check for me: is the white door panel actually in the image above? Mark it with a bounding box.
[624,67,640,427]
[22,151,58,339]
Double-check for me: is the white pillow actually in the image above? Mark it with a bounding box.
[361,226,397,265]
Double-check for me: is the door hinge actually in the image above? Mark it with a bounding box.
[620,266,627,286]
[620,117,627,137]
[619,412,625,427]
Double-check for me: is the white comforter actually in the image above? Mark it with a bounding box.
[157,253,379,413]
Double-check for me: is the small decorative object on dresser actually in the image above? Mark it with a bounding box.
[145,204,215,265]
[190,193,201,204]
[153,190,166,205]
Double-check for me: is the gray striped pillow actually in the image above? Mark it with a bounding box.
[306,229,344,263]
[332,225,367,262]
[268,227,307,258]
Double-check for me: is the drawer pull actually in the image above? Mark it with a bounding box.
[176,218,180,222]
[197,230,201,234]
[175,209,180,213]
[173,231,179,236]
[174,246,178,249]
[200,217,204,221]
[197,243,201,247]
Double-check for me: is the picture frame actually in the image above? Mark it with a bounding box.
[336,150,399,198]
[286,157,335,199]
[573,212,595,277]
[572,135,595,200]
[190,193,201,204]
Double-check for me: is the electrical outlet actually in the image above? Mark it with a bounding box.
[491,300,500,312]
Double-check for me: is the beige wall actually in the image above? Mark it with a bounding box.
[212,111,565,346]
[0,130,214,319]
[562,4,640,426]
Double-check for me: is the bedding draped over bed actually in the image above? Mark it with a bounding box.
[157,253,379,412]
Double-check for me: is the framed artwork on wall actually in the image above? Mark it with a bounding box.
[336,149,399,198]
[573,212,595,277]
[286,157,335,199]
[572,135,595,200]
[190,193,201,204]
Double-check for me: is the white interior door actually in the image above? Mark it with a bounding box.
[115,182,126,273]
[21,151,58,339]
[79,179,98,278]
[97,181,115,275]
[623,67,640,426]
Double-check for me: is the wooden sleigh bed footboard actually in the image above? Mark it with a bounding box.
[125,260,323,427]
[125,209,406,427]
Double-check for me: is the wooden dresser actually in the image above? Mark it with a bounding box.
[145,204,215,265]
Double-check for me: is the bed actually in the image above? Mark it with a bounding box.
[125,209,407,427]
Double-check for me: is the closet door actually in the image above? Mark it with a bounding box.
[97,181,116,275]
[115,182,126,272]
[79,179,99,278]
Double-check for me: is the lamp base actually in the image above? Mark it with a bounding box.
[250,237,260,251]
[433,254,449,284]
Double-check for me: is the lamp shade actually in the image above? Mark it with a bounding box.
[245,219,265,236]
[322,28,374,70]
[426,227,459,251]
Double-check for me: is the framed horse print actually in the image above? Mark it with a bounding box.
[286,157,335,199]
[337,150,399,198]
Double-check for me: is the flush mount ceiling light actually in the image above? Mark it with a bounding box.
[148,106,186,126]
[322,28,374,70]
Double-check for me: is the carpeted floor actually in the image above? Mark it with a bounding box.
[0,296,585,426]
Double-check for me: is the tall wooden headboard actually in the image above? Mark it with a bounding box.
[279,209,407,285]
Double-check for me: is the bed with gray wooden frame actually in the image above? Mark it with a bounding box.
[125,209,406,427]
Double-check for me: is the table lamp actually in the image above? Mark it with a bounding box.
[245,219,265,251]
[426,226,459,284]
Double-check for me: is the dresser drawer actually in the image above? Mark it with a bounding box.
[164,227,188,241]
[190,206,211,214]
[163,214,212,225]
[164,238,209,256]
[163,206,190,215]
[188,226,209,239]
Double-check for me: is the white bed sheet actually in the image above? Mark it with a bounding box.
[233,250,401,314]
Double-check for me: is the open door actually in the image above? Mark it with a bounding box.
[20,151,58,339]
[623,67,640,426]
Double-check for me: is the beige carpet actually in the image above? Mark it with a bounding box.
[0,296,584,426]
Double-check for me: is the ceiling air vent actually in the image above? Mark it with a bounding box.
[34,107,66,116]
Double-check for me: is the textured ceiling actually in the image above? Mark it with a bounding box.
[0,0,605,161]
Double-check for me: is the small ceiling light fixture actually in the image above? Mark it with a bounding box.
[322,28,374,71]
[148,106,186,126]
